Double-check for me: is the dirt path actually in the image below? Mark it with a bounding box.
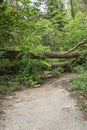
[0,73,87,130]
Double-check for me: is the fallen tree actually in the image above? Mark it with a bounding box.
[0,50,83,59]
[0,38,87,59]
[0,37,87,74]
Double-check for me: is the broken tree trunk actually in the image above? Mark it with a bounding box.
[0,50,82,59]
[44,52,80,58]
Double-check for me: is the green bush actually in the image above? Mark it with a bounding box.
[71,65,85,74]
[70,72,87,98]
[51,67,64,76]
[0,76,20,94]
[69,71,87,113]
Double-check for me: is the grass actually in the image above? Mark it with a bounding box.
[70,73,87,98]
[0,75,20,95]
[81,104,87,113]
[69,71,87,113]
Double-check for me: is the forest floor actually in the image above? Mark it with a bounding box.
[0,73,87,130]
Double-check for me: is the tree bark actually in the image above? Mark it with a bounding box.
[44,51,80,58]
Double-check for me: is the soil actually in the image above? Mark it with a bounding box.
[0,73,87,130]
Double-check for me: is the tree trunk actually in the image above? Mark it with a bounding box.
[0,50,82,59]
[44,51,80,58]
[70,0,75,19]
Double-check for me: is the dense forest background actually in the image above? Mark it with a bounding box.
[0,0,87,109]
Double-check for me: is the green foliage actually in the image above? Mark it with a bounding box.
[46,0,67,30]
[70,72,87,98]
[59,12,87,51]
[0,58,51,94]
[51,67,64,76]
[18,59,46,86]
[0,75,20,94]
[71,65,85,74]
[69,71,87,113]
[0,4,22,48]
[81,104,87,113]
[0,1,41,49]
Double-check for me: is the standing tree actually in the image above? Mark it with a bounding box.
[69,0,75,19]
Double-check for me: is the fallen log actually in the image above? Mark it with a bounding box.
[0,37,87,59]
[0,50,82,59]
[44,52,80,58]
[51,62,68,68]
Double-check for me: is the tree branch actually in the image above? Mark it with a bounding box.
[65,38,87,54]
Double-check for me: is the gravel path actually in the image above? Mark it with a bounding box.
[0,73,87,130]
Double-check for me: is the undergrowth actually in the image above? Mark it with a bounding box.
[70,65,87,113]
[0,58,64,95]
